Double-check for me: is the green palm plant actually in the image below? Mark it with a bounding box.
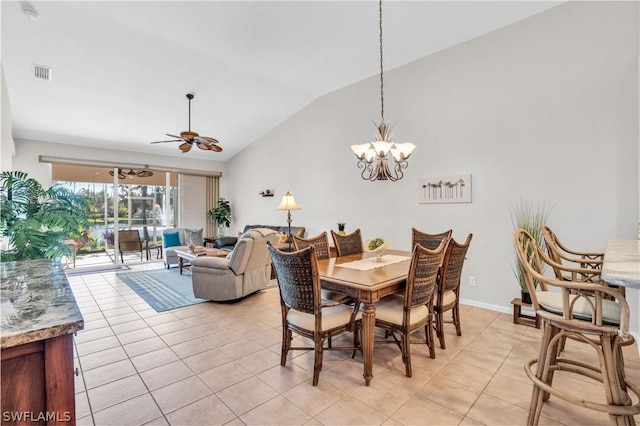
[510,200,553,295]
[0,171,90,262]
[208,198,232,227]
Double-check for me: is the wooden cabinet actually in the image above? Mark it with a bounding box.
[1,335,75,425]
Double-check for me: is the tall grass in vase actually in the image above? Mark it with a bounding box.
[510,200,553,303]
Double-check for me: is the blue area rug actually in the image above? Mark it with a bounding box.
[116,269,206,312]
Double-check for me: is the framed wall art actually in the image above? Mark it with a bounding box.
[419,174,472,204]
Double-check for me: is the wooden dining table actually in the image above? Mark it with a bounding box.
[316,249,412,386]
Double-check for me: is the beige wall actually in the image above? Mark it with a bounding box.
[4,1,639,331]
[226,1,640,323]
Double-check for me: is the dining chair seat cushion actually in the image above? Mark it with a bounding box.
[439,290,457,307]
[287,304,354,331]
[375,294,429,326]
[536,291,621,325]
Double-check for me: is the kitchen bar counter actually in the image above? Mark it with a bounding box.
[1,259,83,348]
[1,259,83,425]
[602,239,640,289]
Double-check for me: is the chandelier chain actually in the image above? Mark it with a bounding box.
[379,0,384,124]
[350,0,415,182]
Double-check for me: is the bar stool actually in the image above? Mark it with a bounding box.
[514,229,640,425]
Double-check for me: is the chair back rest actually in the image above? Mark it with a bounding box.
[118,230,141,251]
[513,228,628,333]
[439,234,472,294]
[411,228,452,250]
[293,232,330,260]
[331,229,363,257]
[269,245,319,315]
[230,228,278,274]
[405,239,447,309]
[542,225,603,281]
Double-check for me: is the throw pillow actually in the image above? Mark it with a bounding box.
[278,232,288,244]
[184,228,203,245]
[163,232,181,248]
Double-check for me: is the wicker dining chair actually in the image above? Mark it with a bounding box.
[331,229,363,257]
[361,239,447,377]
[411,228,452,250]
[293,232,353,305]
[434,233,472,349]
[514,228,640,425]
[268,244,360,386]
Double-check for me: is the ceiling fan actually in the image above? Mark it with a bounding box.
[151,93,222,153]
[109,167,154,179]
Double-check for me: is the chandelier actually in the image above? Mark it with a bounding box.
[109,167,154,179]
[350,0,415,182]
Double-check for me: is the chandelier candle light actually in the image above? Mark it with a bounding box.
[277,191,301,252]
[351,0,415,182]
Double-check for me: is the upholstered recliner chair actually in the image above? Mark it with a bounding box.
[191,228,278,301]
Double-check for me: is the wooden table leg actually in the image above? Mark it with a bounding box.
[361,302,376,386]
[179,257,184,275]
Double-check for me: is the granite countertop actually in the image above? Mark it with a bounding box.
[602,239,640,289]
[1,259,84,349]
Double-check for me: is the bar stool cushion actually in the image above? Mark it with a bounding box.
[375,293,429,325]
[536,291,621,325]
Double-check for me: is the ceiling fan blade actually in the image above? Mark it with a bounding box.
[199,136,219,144]
[209,144,223,152]
[150,139,182,144]
[136,170,154,177]
[196,141,213,151]
[178,142,193,153]
[108,169,126,179]
[166,133,184,139]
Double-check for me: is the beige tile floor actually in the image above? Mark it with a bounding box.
[68,263,640,425]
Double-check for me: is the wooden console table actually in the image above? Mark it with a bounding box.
[1,259,84,425]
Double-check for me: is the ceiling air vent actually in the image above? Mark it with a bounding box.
[32,64,52,81]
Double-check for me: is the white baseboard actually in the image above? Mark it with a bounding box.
[459,298,511,314]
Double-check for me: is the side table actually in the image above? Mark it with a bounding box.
[145,241,163,260]
[511,297,540,328]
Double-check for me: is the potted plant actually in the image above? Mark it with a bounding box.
[208,198,232,238]
[0,171,90,262]
[510,200,552,304]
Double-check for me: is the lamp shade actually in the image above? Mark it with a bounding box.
[278,191,301,210]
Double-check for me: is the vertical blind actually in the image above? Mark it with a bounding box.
[177,174,219,238]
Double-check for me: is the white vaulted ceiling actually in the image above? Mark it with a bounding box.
[2,1,562,161]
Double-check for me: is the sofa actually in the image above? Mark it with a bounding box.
[191,228,279,301]
[162,227,204,269]
[210,224,305,252]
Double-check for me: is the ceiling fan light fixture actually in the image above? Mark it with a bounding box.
[150,93,222,154]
